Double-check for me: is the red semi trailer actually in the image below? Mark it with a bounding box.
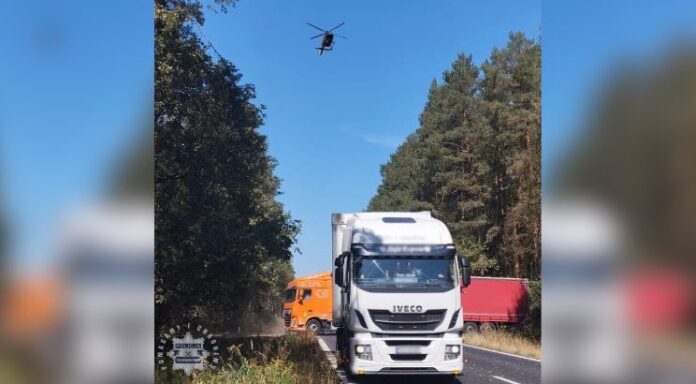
[461,276,529,332]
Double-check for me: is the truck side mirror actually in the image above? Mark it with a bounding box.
[459,255,471,287]
[334,252,347,267]
[334,252,349,287]
[334,269,343,287]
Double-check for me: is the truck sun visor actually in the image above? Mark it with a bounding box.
[382,217,416,223]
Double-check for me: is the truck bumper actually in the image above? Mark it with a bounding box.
[348,333,463,375]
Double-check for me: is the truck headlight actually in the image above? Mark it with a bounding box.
[445,344,461,360]
[354,344,372,360]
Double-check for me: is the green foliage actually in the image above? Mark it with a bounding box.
[109,130,154,200]
[204,359,295,384]
[368,134,432,211]
[369,33,541,280]
[523,280,541,341]
[155,0,299,332]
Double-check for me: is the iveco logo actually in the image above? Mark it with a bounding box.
[392,305,423,313]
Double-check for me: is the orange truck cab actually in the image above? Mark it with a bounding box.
[282,272,332,334]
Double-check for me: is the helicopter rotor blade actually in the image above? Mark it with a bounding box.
[306,22,326,32]
[328,22,345,32]
[334,34,348,39]
[310,32,325,39]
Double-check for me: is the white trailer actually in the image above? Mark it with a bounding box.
[332,212,471,377]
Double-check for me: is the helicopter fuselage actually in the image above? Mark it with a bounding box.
[321,33,334,48]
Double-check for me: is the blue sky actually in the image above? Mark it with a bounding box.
[200,0,540,276]
[0,0,540,275]
[3,1,693,278]
[0,0,152,272]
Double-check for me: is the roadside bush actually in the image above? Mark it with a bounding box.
[155,332,338,384]
[523,280,541,341]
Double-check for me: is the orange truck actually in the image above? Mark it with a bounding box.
[282,272,333,334]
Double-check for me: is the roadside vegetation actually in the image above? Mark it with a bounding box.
[156,332,339,384]
[368,33,541,282]
[463,330,541,360]
[156,0,298,333]
[367,32,542,339]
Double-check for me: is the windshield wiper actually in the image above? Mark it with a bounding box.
[371,259,387,277]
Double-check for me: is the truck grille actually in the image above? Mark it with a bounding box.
[390,354,427,361]
[368,309,446,331]
[384,340,431,346]
[379,367,437,373]
[283,310,291,327]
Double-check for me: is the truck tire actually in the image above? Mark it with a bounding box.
[463,322,479,333]
[480,322,497,332]
[306,319,322,335]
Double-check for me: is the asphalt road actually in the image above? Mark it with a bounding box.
[317,334,541,384]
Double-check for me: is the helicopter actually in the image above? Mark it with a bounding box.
[307,22,346,55]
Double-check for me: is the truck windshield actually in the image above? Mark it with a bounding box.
[353,256,455,292]
[283,288,296,303]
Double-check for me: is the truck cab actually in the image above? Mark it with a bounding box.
[332,212,470,377]
[283,272,333,334]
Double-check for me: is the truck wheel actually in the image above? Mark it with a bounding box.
[480,322,497,332]
[306,319,322,335]
[463,322,479,333]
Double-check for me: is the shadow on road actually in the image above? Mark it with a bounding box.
[342,373,460,384]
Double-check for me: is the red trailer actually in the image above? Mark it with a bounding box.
[460,276,529,332]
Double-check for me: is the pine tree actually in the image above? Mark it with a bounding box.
[480,33,541,278]
[368,133,431,211]
[369,33,540,279]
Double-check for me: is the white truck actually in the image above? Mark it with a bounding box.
[332,212,471,378]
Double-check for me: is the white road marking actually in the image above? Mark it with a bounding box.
[317,337,355,384]
[492,375,522,384]
[317,336,338,369]
[462,343,541,363]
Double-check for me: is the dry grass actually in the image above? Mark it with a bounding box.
[462,330,541,360]
[156,332,339,384]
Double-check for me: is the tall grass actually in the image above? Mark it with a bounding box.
[156,332,338,384]
[462,330,541,360]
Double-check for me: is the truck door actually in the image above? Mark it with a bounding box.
[299,289,313,323]
[300,289,312,308]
